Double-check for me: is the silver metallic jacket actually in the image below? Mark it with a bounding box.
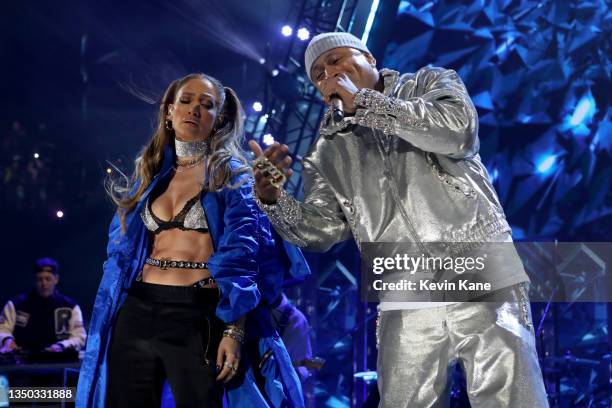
[257,67,511,256]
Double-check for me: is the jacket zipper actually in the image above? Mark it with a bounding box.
[375,131,430,257]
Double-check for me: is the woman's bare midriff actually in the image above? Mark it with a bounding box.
[142,228,216,287]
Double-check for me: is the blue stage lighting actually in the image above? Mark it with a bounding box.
[354,371,378,382]
[325,396,349,408]
[562,90,597,136]
[490,168,499,182]
[570,97,594,126]
[252,102,263,112]
[495,34,517,57]
[536,154,557,174]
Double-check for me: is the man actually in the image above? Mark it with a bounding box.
[249,32,548,407]
[270,292,314,383]
[0,257,86,354]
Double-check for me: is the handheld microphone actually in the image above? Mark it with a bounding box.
[330,95,344,123]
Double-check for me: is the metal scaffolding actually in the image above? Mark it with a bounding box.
[246,0,359,197]
[244,1,379,406]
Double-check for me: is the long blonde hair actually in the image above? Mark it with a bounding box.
[106,73,250,232]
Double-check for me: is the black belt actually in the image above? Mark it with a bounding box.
[138,258,215,288]
[145,257,208,270]
[192,276,216,288]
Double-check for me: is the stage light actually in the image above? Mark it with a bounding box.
[536,154,557,174]
[560,90,597,137]
[252,102,263,112]
[569,91,596,127]
[361,0,380,44]
[281,25,293,37]
[297,28,310,41]
[495,34,517,57]
[570,98,594,126]
[33,153,40,159]
[325,396,348,408]
[354,371,378,382]
[106,168,112,174]
[490,168,499,182]
[258,58,266,65]
[271,69,279,77]
[56,210,64,218]
[263,133,275,145]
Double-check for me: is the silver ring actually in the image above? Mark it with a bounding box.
[224,361,236,370]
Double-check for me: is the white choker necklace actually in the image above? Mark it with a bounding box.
[175,138,209,158]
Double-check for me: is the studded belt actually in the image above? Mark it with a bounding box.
[145,257,208,270]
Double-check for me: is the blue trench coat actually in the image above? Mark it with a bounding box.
[76,146,309,407]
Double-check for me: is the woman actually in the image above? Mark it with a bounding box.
[76,73,306,407]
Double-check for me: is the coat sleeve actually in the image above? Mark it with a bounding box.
[352,67,479,159]
[207,172,262,323]
[255,158,352,253]
[0,301,16,345]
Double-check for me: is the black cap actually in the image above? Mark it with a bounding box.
[35,257,59,275]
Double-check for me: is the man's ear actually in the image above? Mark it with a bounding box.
[364,52,377,68]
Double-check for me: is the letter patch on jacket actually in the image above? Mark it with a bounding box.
[55,307,72,336]
[15,311,30,327]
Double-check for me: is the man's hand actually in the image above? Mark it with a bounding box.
[44,343,64,353]
[249,140,293,204]
[0,338,19,354]
[318,73,360,113]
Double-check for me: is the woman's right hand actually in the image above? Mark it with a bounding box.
[216,336,242,383]
[248,140,293,204]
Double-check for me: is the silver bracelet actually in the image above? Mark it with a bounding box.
[223,327,245,344]
[354,88,429,131]
[254,189,302,227]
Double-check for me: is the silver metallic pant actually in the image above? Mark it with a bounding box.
[377,284,549,408]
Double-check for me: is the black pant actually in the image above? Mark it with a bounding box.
[107,281,224,408]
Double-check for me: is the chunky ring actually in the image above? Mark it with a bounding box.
[224,361,236,370]
[253,155,287,189]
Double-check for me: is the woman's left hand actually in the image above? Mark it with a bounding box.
[216,336,241,383]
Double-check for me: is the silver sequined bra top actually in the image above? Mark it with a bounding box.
[141,183,209,234]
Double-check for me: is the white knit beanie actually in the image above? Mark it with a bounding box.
[304,32,371,81]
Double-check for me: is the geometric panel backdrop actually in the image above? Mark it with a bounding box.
[383,0,611,240]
